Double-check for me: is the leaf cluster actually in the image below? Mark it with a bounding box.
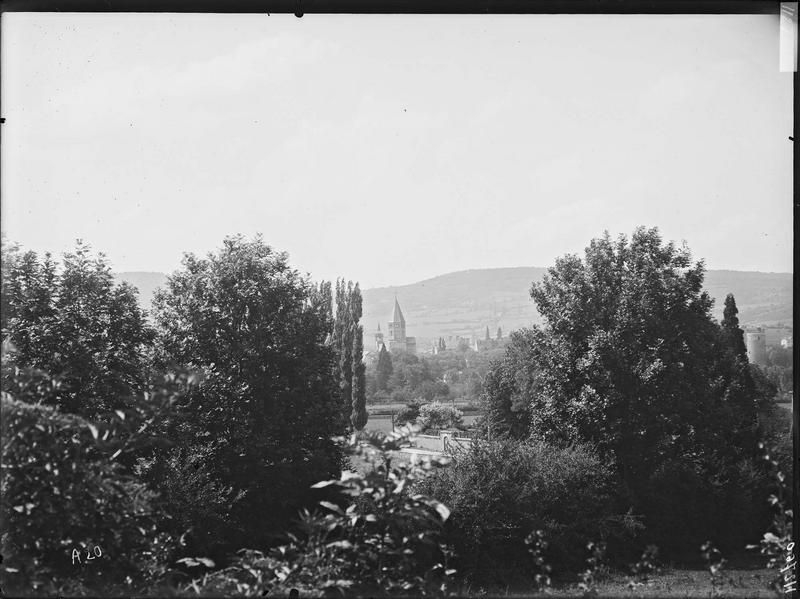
[190,429,455,596]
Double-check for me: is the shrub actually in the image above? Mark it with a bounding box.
[417,438,632,584]
[189,430,455,597]
[747,440,794,593]
[0,394,171,595]
[636,455,771,558]
[418,401,463,432]
[395,401,422,426]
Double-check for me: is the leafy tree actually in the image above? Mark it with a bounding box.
[391,388,413,404]
[150,235,345,552]
[766,345,792,369]
[764,364,792,397]
[389,352,428,392]
[1,240,154,418]
[481,227,776,556]
[492,228,762,483]
[419,380,450,402]
[376,342,393,391]
[483,329,538,438]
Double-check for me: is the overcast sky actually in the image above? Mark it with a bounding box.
[1,13,793,288]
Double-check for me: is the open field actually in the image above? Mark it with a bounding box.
[456,566,780,598]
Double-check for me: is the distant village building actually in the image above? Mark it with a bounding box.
[374,297,416,354]
[430,329,509,354]
[472,326,509,352]
[745,327,768,366]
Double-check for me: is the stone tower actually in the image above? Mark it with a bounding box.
[386,297,416,354]
[374,323,384,351]
[745,328,768,366]
[387,297,406,351]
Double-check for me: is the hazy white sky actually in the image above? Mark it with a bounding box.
[1,13,793,288]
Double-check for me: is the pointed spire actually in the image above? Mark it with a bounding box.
[391,297,405,325]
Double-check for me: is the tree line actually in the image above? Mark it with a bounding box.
[1,235,369,592]
[0,227,792,596]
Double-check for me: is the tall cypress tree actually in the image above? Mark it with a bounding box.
[349,284,367,430]
[351,324,367,430]
[331,279,367,430]
[721,293,747,359]
[338,281,354,418]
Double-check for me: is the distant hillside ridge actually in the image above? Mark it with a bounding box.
[360,267,793,350]
[116,267,793,345]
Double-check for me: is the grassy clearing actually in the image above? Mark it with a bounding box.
[455,566,778,598]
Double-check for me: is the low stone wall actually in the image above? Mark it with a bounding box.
[400,430,472,458]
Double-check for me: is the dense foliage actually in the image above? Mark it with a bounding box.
[146,235,346,556]
[367,344,502,406]
[417,401,465,431]
[483,227,779,556]
[189,430,455,597]
[332,280,368,430]
[0,380,168,595]
[0,228,790,596]
[1,241,154,418]
[417,438,633,585]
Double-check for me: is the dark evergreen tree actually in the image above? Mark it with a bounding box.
[485,326,490,341]
[721,293,747,359]
[496,326,502,340]
[376,343,393,391]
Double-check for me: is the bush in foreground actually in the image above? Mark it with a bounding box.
[0,394,171,595]
[188,429,455,597]
[417,438,636,585]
